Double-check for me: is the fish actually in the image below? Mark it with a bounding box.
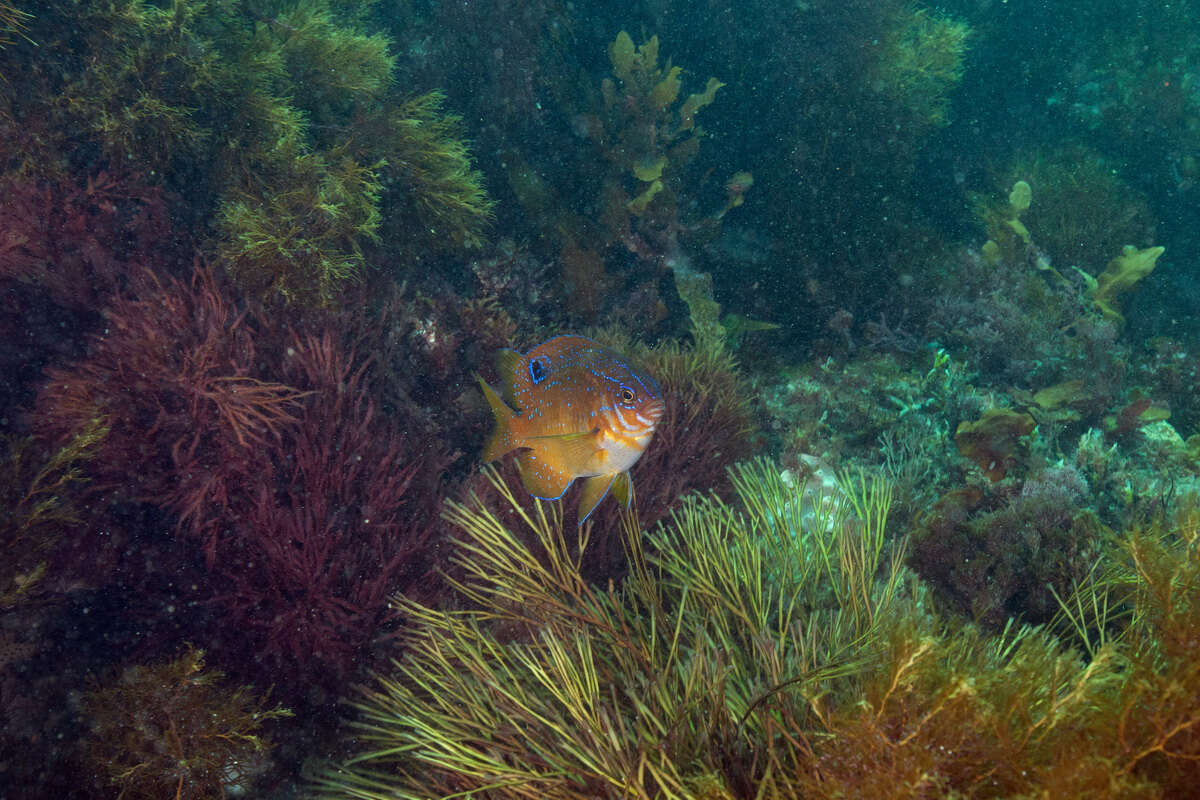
[478,335,665,524]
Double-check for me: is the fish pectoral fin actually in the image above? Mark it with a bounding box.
[577,474,617,525]
[610,471,633,509]
[516,452,575,501]
[529,429,602,471]
[526,428,598,441]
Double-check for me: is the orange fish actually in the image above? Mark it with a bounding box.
[478,335,665,523]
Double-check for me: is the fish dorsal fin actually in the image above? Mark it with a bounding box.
[577,474,617,525]
[516,451,575,501]
[495,348,525,408]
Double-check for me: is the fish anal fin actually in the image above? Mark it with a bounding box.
[578,474,617,525]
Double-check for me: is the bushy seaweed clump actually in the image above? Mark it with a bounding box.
[82,645,291,800]
[312,459,1200,799]
[31,264,452,692]
[0,0,492,305]
[866,6,971,132]
[311,460,903,799]
[992,148,1157,277]
[910,464,1108,628]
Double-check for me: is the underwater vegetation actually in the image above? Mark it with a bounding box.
[201,325,450,688]
[314,461,1200,798]
[982,147,1157,277]
[82,645,290,800]
[310,460,904,799]
[865,6,971,132]
[0,0,492,306]
[0,2,30,48]
[0,170,177,312]
[32,265,309,511]
[500,29,744,327]
[31,264,451,692]
[0,423,106,608]
[2,0,1200,797]
[911,464,1106,627]
[922,174,1163,399]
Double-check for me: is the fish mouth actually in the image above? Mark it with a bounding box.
[642,399,666,426]
[613,399,667,435]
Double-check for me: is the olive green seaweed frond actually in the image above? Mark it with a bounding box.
[0,1,32,47]
[1,419,109,607]
[216,148,384,305]
[311,461,912,799]
[367,91,495,256]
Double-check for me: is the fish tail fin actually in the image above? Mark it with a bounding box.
[478,374,517,462]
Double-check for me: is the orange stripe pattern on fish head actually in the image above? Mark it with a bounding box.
[478,335,665,524]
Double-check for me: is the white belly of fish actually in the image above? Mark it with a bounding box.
[581,429,652,476]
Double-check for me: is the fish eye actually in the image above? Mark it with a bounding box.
[620,388,636,403]
[529,358,547,384]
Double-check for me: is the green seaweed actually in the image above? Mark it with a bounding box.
[311,461,909,798]
[312,461,1200,798]
[0,0,491,304]
[216,147,384,305]
[0,421,107,608]
[867,6,971,130]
